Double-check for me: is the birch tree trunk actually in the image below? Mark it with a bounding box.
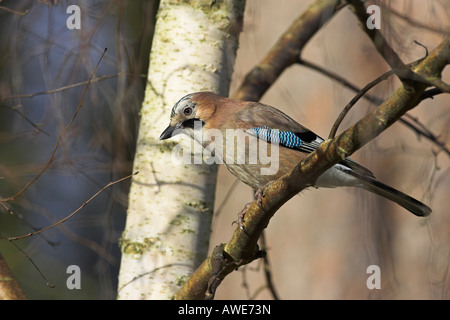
[117,0,245,300]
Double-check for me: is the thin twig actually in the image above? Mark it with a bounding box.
[381,4,450,36]
[7,172,137,241]
[4,73,124,101]
[0,49,107,206]
[328,38,434,139]
[1,237,55,288]
[347,0,407,72]
[297,59,449,156]
[259,231,280,300]
[1,105,50,136]
[0,5,29,15]
[328,68,395,139]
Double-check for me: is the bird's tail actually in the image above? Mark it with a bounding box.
[347,171,431,217]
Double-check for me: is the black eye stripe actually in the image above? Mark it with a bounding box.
[182,119,204,129]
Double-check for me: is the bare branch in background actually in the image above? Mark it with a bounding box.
[233,0,342,101]
[0,49,107,210]
[297,58,449,156]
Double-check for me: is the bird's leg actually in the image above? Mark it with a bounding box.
[254,181,273,211]
[232,202,252,234]
[232,182,273,235]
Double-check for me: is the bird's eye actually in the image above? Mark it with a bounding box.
[183,107,193,116]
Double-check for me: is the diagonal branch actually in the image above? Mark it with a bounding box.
[233,0,343,101]
[233,0,447,156]
[297,58,449,156]
[7,172,137,242]
[174,37,450,300]
[347,0,406,72]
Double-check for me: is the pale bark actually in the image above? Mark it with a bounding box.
[117,0,244,299]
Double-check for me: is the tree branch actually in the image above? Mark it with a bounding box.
[174,37,449,300]
[233,0,343,101]
[297,58,449,156]
[347,0,406,72]
[0,49,107,210]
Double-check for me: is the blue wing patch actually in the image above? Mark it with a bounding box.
[246,126,306,149]
[246,126,375,178]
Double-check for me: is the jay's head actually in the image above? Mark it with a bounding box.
[159,92,218,141]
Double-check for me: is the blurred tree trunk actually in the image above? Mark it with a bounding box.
[0,252,26,300]
[117,0,245,299]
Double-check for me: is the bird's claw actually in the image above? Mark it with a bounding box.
[254,181,272,211]
[232,203,251,235]
[231,182,273,236]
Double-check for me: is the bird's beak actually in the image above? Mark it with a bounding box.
[159,123,182,140]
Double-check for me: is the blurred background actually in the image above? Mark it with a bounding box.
[0,0,449,299]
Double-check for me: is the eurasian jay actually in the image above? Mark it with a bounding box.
[159,92,431,217]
